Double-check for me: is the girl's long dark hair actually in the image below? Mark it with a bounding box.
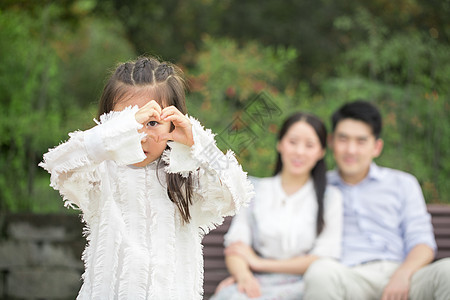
[273,112,327,235]
[97,56,194,223]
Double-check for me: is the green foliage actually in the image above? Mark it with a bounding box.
[0,3,136,213]
[0,8,65,212]
[1,0,449,213]
[317,9,450,203]
[54,16,137,108]
[186,16,450,203]
[186,37,299,177]
[94,0,229,62]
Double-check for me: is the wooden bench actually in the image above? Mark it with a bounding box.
[201,204,450,299]
[428,204,450,259]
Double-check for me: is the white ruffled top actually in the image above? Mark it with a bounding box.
[224,176,342,260]
[39,106,254,300]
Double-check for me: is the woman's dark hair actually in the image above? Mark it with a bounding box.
[331,100,382,139]
[273,112,327,235]
[97,56,193,223]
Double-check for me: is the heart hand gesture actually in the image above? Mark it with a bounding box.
[135,101,194,147]
[159,106,194,147]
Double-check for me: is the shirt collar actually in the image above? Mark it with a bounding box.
[275,174,314,199]
[367,162,383,181]
[328,162,382,186]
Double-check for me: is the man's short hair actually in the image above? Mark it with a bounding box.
[331,100,382,139]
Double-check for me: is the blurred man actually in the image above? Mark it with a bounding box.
[303,100,450,300]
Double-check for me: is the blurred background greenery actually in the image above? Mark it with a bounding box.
[1,0,449,213]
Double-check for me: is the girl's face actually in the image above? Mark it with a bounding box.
[277,121,325,177]
[114,94,171,167]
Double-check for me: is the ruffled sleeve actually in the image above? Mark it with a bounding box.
[309,186,343,259]
[162,116,254,233]
[39,106,146,211]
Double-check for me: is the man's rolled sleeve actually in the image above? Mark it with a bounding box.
[401,174,437,255]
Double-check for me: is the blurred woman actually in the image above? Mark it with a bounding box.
[211,112,342,299]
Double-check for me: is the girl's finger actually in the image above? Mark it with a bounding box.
[136,108,161,124]
[157,133,173,143]
[136,101,162,122]
[147,109,161,121]
[161,105,183,119]
[163,114,189,126]
[142,100,162,114]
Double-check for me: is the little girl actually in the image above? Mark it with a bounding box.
[39,56,254,300]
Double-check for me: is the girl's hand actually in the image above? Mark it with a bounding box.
[135,102,193,147]
[135,100,166,143]
[224,242,262,271]
[135,100,162,124]
[159,106,194,147]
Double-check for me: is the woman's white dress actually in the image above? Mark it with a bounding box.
[211,176,342,300]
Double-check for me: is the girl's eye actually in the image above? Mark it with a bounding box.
[146,121,158,127]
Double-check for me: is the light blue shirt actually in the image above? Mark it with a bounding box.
[328,163,437,266]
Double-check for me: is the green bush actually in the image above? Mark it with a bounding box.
[186,37,299,177]
[1,3,448,214]
[187,32,450,203]
[0,6,136,213]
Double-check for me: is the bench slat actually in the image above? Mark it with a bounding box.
[435,239,450,248]
[433,227,450,236]
[427,204,450,214]
[432,218,450,227]
[202,236,225,246]
[436,250,450,260]
[204,259,227,269]
[203,248,225,259]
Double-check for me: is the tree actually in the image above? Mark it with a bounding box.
[0,1,136,212]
